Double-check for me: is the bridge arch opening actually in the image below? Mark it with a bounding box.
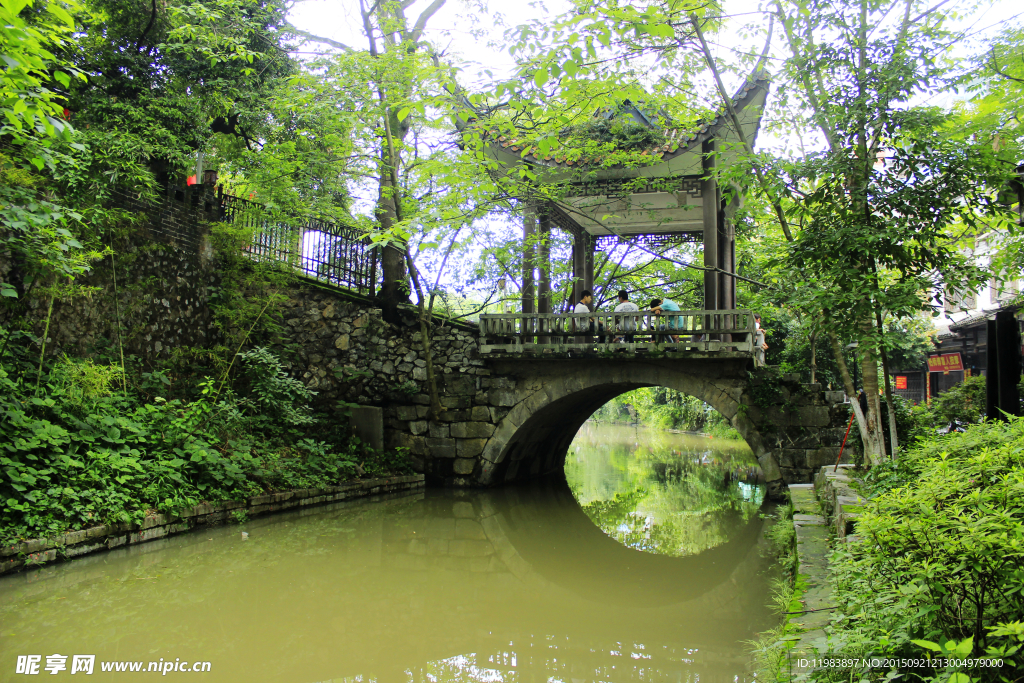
[475,361,787,499]
[565,402,766,560]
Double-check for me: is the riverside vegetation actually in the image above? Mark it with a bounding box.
[746,381,1024,683]
[811,418,1024,683]
[591,386,742,440]
[0,330,411,547]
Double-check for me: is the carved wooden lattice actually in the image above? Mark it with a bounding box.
[593,232,702,251]
[567,175,703,199]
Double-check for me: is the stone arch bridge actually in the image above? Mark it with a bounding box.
[273,291,856,500]
[398,357,852,500]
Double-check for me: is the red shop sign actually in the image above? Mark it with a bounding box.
[928,353,964,374]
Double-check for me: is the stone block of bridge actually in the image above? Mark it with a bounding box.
[349,405,384,452]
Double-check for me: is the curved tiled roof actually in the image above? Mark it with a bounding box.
[484,72,770,170]
[948,301,1022,331]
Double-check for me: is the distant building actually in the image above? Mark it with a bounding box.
[915,182,1024,403]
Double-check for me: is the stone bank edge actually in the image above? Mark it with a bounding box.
[0,474,425,575]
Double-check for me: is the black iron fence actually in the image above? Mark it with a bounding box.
[220,193,376,295]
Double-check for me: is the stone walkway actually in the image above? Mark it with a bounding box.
[787,483,833,677]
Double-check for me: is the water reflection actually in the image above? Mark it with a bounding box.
[566,422,765,557]
[0,440,777,682]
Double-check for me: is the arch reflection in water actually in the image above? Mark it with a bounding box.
[0,475,778,683]
[566,422,766,558]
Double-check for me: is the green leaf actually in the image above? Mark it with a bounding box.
[952,636,974,657]
[46,2,75,27]
[911,639,942,651]
[534,68,549,87]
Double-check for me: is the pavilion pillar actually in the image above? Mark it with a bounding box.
[522,210,536,315]
[702,138,719,313]
[718,215,735,310]
[537,214,551,314]
[537,213,552,343]
[584,233,595,298]
[572,231,585,306]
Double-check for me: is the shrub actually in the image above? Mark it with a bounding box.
[236,346,315,428]
[0,329,410,546]
[817,418,1024,683]
[931,374,987,427]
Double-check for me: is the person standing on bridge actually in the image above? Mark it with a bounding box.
[754,314,769,367]
[613,290,639,342]
[649,298,681,343]
[574,290,606,343]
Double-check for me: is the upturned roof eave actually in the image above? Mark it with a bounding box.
[469,71,770,175]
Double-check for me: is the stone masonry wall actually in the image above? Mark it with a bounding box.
[269,288,504,481]
[746,372,858,484]
[0,183,222,364]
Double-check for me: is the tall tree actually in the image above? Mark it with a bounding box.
[282,1,522,418]
[955,25,1024,277]
[64,0,291,196]
[753,0,1014,460]
[287,0,461,321]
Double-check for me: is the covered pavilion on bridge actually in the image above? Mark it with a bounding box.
[469,72,770,315]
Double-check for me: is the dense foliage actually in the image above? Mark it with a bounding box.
[0,328,410,546]
[817,419,1024,683]
[592,386,741,439]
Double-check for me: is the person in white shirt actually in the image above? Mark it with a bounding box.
[612,290,639,342]
[573,290,605,342]
[754,313,768,367]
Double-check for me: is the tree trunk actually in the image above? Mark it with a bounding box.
[879,343,899,458]
[378,244,409,322]
[375,151,410,323]
[858,332,886,463]
[875,309,900,458]
[828,328,870,459]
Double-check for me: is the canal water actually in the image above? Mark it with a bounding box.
[0,423,781,682]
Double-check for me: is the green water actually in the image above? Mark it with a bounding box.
[0,424,780,682]
[567,422,765,557]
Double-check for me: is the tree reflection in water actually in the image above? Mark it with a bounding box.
[565,422,765,557]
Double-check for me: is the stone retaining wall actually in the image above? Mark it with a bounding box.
[273,289,488,412]
[0,183,222,364]
[746,374,859,484]
[814,464,866,540]
[0,475,424,575]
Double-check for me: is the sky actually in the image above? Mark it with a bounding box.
[287,0,1024,103]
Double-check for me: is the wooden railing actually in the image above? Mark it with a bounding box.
[478,310,756,355]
